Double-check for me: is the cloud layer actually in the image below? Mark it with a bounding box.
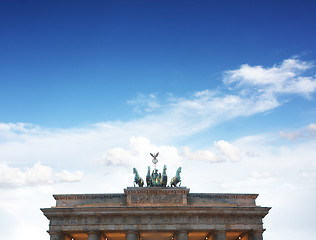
[124,58,316,141]
[0,57,315,240]
[0,58,315,188]
[280,123,316,140]
[224,58,316,97]
[0,162,84,188]
[182,140,241,163]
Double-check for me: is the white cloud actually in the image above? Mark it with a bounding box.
[219,172,278,190]
[0,162,53,187]
[300,171,316,182]
[279,131,301,140]
[280,122,316,140]
[250,171,276,179]
[0,57,315,240]
[98,136,182,172]
[181,140,241,163]
[0,122,42,144]
[216,131,316,240]
[0,60,312,162]
[123,60,315,138]
[214,140,241,162]
[224,58,316,98]
[55,170,84,182]
[0,122,36,133]
[307,123,316,133]
[123,60,316,140]
[127,93,161,113]
[0,162,84,187]
[182,146,224,163]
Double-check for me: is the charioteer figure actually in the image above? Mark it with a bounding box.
[133,153,181,187]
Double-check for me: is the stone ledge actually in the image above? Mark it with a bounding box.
[54,194,124,200]
[188,193,258,207]
[189,193,258,199]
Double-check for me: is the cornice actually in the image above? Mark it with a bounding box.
[41,205,271,218]
[53,192,258,200]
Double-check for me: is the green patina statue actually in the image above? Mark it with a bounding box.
[170,167,182,187]
[133,153,181,187]
[146,166,152,186]
[146,165,168,187]
[133,167,144,187]
[161,165,168,187]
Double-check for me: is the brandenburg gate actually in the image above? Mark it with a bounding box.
[41,153,270,240]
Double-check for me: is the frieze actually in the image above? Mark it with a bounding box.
[131,193,183,204]
[125,187,189,206]
[50,214,262,227]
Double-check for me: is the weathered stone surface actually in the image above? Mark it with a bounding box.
[126,231,138,240]
[176,230,188,240]
[188,193,258,207]
[248,230,264,240]
[49,232,64,240]
[54,194,126,207]
[52,188,258,208]
[87,232,100,240]
[125,187,189,206]
[41,187,270,239]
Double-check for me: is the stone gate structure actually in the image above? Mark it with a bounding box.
[41,187,270,240]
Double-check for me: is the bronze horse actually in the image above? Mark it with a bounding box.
[170,167,181,187]
[133,167,144,187]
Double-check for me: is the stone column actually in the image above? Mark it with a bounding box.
[248,230,264,240]
[49,232,65,240]
[176,230,188,240]
[213,231,226,240]
[126,231,138,240]
[87,231,101,240]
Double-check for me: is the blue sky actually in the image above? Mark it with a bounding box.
[0,1,316,240]
[1,0,315,127]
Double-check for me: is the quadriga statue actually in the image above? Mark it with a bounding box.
[170,167,181,187]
